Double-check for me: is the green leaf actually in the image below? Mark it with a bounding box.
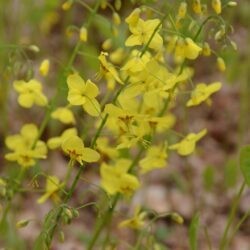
[239,145,250,186]
[188,213,200,250]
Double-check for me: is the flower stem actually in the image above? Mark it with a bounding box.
[87,194,120,250]
[219,181,246,250]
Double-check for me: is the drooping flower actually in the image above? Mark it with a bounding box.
[139,144,168,174]
[67,73,101,117]
[98,52,123,85]
[169,129,207,156]
[62,135,100,165]
[119,206,147,229]
[175,38,202,60]
[5,124,47,168]
[37,176,64,204]
[186,82,222,107]
[13,79,48,108]
[100,159,140,196]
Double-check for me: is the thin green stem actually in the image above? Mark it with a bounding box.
[87,194,120,250]
[63,159,75,187]
[227,207,250,247]
[86,146,145,250]
[193,15,225,42]
[140,13,167,57]
[204,226,212,250]
[219,181,246,250]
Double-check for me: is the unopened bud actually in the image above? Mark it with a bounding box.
[28,45,40,53]
[114,0,122,11]
[16,219,30,228]
[171,213,184,224]
[227,1,237,7]
[203,42,211,56]
[39,59,50,77]
[217,57,226,72]
[62,0,73,11]
[178,2,187,19]
[59,231,65,243]
[112,12,121,26]
[212,0,222,14]
[102,38,112,50]
[79,26,87,42]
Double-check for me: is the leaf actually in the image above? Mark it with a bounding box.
[188,213,200,250]
[239,145,250,186]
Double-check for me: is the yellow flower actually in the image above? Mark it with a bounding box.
[62,135,100,165]
[79,26,87,42]
[98,52,123,85]
[100,159,140,196]
[175,38,202,60]
[39,59,50,76]
[47,128,77,150]
[37,176,64,204]
[62,0,73,11]
[212,0,222,14]
[125,8,141,27]
[96,137,119,160]
[122,50,151,74]
[13,79,48,108]
[5,124,47,168]
[186,82,222,107]
[119,206,146,229]
[125,17,163,51]
[177,2,187,19]
[139,144,168,174]
[169,129,207,156]
[51,107,75,124]
[192,0,202,14]
[67,73,101,117]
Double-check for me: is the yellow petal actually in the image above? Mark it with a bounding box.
[83,98,101,117]
[81,147,100,162]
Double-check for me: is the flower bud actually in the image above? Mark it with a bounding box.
[62,0,73,11]
[28,45,40,53]
[178,2,187,19]
[114,0,122,10]
[202,42,211,56]
[171,213,184,224]
[112,12,121,26]
[79,26,88,42]
[192,0,202,14]
[217,57,226,72]
[39,59,50,77]
[227,1,237,7]
[16,219,30,228]
[212,0,222,14]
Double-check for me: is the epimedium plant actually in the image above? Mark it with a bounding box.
[0,0,241,249]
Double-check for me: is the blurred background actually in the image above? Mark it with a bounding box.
[0,0,250,249]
